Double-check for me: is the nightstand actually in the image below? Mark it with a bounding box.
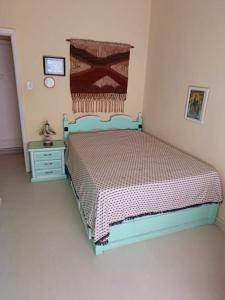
[28,140,66,182]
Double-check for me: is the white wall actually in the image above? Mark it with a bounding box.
[0,39,22,149]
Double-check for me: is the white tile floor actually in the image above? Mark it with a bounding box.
[0,153,225,300]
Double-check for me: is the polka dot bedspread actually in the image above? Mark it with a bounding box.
[66,130,223,244]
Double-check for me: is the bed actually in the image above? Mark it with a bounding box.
[64,114,223,255]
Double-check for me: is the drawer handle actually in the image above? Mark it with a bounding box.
[43,153,52,157]
[44,162,53,166]
[45,171,53,175]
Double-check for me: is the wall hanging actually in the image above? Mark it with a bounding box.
[68,38,133,113]
[44,77,55,88]
[43,56,65,76]
[185,86,209,124]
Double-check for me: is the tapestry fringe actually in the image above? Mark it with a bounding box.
[72,93,125,113]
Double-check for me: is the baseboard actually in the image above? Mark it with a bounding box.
[216,217,225,232]
[0,147,23,155]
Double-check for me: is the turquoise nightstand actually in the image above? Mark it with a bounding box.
[28,140,66,182]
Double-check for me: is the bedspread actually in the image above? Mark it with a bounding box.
[66,130,223,244]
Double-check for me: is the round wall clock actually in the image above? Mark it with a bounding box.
[44,77,55,88]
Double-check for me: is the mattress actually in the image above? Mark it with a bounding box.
[66,130,223,244]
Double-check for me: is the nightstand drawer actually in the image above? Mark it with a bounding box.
[36,168,63,178]
[34,160,62,170]
[34,151,61,161]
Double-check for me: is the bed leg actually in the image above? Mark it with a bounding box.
[94,245,104,255]
[207,204,218,224]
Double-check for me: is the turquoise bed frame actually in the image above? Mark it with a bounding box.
[63,113,219,255]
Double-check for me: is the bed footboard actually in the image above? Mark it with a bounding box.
[70,178,219,255]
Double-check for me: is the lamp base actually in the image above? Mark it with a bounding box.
[43,140,53,147]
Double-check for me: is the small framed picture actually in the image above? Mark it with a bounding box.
[185,86,209,124]
[43,56,65,76]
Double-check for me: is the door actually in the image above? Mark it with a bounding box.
[0,37,23,150]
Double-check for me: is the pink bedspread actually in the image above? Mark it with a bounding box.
[66,130,223,244]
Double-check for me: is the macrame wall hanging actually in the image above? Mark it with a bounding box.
[68,38,133,113]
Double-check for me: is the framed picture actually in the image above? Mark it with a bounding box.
[43,56,65,76]
[185,86,209,124]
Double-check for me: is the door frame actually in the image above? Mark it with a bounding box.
[0,28,30,171]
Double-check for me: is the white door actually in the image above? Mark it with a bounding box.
[0,39,23,149]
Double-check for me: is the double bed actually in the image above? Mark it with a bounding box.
[64,114,223,254]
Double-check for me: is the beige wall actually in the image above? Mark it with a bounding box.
[143,0,225,220]
[0,0,151,141]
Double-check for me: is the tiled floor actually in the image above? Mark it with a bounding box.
[0,154,225,300]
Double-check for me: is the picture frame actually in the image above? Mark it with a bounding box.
[43,56,65,76]
[185,86,209,124]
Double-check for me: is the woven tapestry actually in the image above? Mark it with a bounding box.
[69,39,133,113]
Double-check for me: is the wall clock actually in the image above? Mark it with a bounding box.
[44,77,55,88]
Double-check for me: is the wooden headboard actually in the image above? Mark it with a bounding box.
[63,113,143,139]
